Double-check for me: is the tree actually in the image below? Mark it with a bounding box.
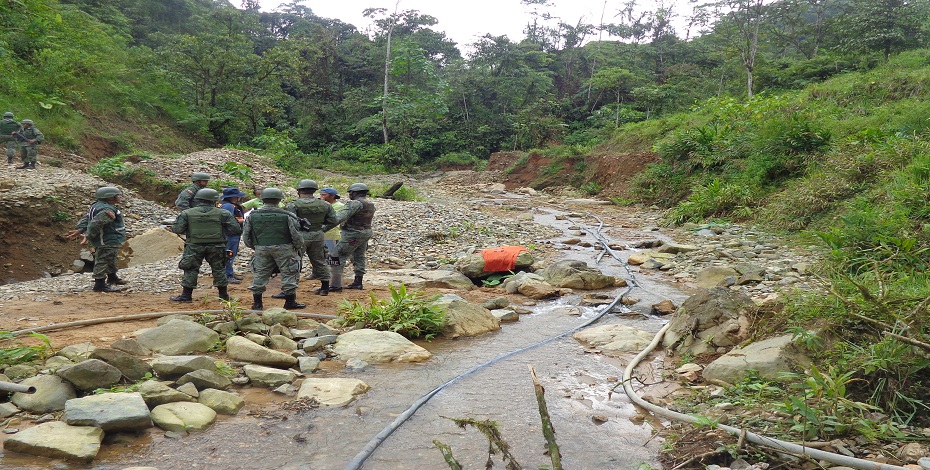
[588,67,637,127]
[836,0,927,62]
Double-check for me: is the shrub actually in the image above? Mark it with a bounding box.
[338,284,445,339]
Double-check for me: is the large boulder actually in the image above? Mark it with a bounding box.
[56,359,122,392]
[11,375,77,413]
[432,294,501,339]
[662,288,755,356]
[62,392,152,431]
[501,272,560,299]
[695,266,740,289]
[572,324,656,353]
[150,402,217,432]
[136,319,220,355]
[126,227,185,267]
[3,422,103,463]
[296,378,370,407]
[541,260,616,290]
[332,329,432,363]
[456,250,534,278]
[702,334,812,384]
[226,335,298,368]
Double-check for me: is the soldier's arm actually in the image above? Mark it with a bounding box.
[287,218,304,253]
[323,201,359,231]
[86,209,115,239]
[174,189,194,210]
[32,128,43,143]
[242,218,255,248]
[170,212,188,234]
[66,214,89,239]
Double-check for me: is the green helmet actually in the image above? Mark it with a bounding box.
[296,179,319,191]
[2,112,12,118]
[20,119,33,125]
[347,183,369,192]
[261,187,284,201]
[191,172,211,182]
[95,186,122,200]
[194,188,220,202]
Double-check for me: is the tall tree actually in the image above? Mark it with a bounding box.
[836,0,927,62]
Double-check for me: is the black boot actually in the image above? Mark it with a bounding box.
[283,294,306,310]
[345,275,364,290]
[218,286,229,301]
[107,272,128,285]
[92,278,122,293]
[15,162,29,169]
[315,281,329,296]
[28,162,36,169]
[271,291,286,299]
[170,287,194,302]
[251,294,263,311]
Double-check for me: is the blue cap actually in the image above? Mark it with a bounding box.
[221,187,247,199]
[320,188,340,199]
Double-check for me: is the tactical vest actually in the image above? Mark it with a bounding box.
[0,119,18,135]
[249,210,292,246]
[344,198,375,231]
[184,206,226,244]
[291,198,329,231]
[88,201,126,246]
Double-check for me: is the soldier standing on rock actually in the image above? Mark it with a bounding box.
[242,187,306,310]
[168,188,242,302]
[285,180,338,296]
[322,182,375,291]
[0,112,20,164]
[14,119,42,170]
[66,187,128,293]
[175,172,211,210]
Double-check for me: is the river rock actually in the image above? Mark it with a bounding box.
[4,364,38,380]
[897,443,928,464]
[41,356,74,374]
[371,268,476,290]
[432,294,501,339]
[541,260,615,290]
[136,380,196,407]
[269,335,298,351]
[695,266,740,289]
[198,388,245,415]
[456,250,534,278]
[176,369,232,390]
[490,309,519,322]
[0,402,19,419]
[262,307,298,326]
[62,392,152,431]
[298,357,321,373]
[150,402,217,432]
[56,359,122,392]
[663,288,754,356]
[226,335,298,367]
[136,319,220,355]
[651,300,677,315]
[11,375,77,413]
[91,348,153,381]
[655,242,698,254]
[236,314,269,334]
[110,338,151,356]
[296,378,370,407]
[57,342,97,362]
[302,335,338,352]
[243,364,297,387]
[150,355,217,378]
[3,421,103,463]
[573,325,656,353]
[177,382,198,397]
[332,329,431,363]
[627,250,675,266]
[703,334,812,384]
[126,226,184,267]
[269,324,292,338]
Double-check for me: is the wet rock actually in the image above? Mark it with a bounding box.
[150,402,217,432]
[243,365,297,387]
[298,357,320,374]
[703,334,812,384]
[3,421,103,463]
[572,325,655,353]
[136,380,196,407]
[225,335,297,368]
[150,355,217,378]
[11,375,76,413]
[541,260,615,290]
[651,300,677,315]
[176,369,232,391]
[481,297,510,310]
[296,378,370,407]
[63,392,152,431]
[91,348,154,382]
[198,388,245,415]
[136,319,220,355]
[627,250,675,266]
[517,277,560,299]
[345,358,369,371]
[432,294,501,339]
[262,307,298,327]
[490,309,519,322]
[301,335,338,352]
[332,329,431,363]
[663,288,754,356]
[57,359,122,392]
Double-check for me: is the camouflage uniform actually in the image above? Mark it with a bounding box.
[0,114,20,164]
[242,205,304,296]
[75,200,126,281]
[171,201,242,288]
[17,122,42,167]
[285,197,337,282]
[174,183,201,210]
[325,195,375,287]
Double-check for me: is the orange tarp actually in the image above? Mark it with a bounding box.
[480,245,529,273]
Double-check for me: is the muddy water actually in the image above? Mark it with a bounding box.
[3,202,694,470]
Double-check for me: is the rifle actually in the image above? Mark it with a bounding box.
[12,129,30,143]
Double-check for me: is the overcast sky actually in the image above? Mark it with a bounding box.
[255,0,647,48]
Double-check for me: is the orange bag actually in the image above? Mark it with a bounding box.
[480,245,529,273]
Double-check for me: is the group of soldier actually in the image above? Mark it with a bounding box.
[66,172,376,311]
[0,111,43,170]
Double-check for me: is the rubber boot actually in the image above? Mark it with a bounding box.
[283,294,306,310]
[92,278,122,293]
[315,281,329,296]
[28,162,36,169]
[170,287,194,302]
[271,291,286,299]
[251,294,263,311]
[345,275,364,290]
[107,272,128,285]
[15,162,29,169]
[218,286,229,301]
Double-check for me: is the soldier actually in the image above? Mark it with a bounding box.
[66,187,128,293]
[285,180,338,295]
[175,172,211,210]
[319,188,345,283]
[322,182,375,291]
[168,188,242,302]
[219,187,247,284]
[242,187,306,310]
[0,112,20,164]
[15,119,43,170]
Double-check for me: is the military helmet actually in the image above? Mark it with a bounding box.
[347,183,369,192]
[20,119,33,125]
[95,186,122,200]
[2,112,12,118]
[296,179,319,191]
[194,188,220,202]
[260,187,284,201]
[191,172,211,182]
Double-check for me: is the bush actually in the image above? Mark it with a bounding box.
[338,284,445,339]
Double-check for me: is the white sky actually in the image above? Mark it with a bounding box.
[254,0,677,48]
